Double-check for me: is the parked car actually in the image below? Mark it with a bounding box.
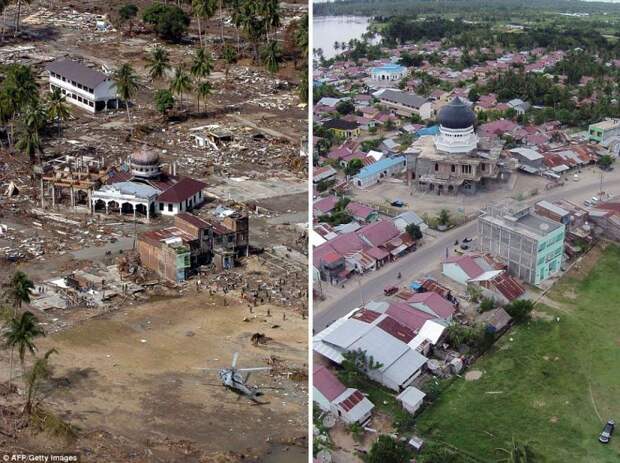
[599,420,615,444]
[463,237,473,243]
[391,200,405,207]
[584,200,592,207]
[384,285,399,296]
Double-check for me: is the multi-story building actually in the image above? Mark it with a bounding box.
[588,118,620,144]
[370,64,407,82]
[137,213,213,282]
[478,201,565,285]
[408,97,503,195]
[375,89,433,120]
[46,59,118,113]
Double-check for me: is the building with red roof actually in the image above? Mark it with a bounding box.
[313,366,375,425]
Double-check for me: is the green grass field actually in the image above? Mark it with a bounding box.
[416,244,620,462]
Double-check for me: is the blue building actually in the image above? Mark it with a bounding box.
[371,64,407,82]
[353,156,407,188]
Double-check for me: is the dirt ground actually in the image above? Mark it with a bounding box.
[1,291,308,462]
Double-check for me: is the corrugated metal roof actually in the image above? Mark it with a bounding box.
[46,59,109,88]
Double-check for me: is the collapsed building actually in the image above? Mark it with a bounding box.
[137,212,250,282]
[39,146,207,221]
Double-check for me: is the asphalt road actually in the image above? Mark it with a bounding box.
[313,171,620,333]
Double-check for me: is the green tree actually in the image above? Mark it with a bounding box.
[4,271,34,313]
[112,63,139,135]
[598,154,615,170]
[13,0,34,37]
[143,3,190,43]
[46,88,71,137]
[170,66,193,110]
[406,223,423,240]
[222,44,238,78]
[3,311,45,390]
[23,348,57,415]
[505,299,534,323]
[154,89,174,119]
[192,0,216,47]
[344,158,363,176]
[340,348,383,385]
[191,48,214,81]
[262,39,282,75]
[118,4,138,35]
[368,435,412,463]
[145,46,170,83]
[437,208,451,227]
[480,297,496,313]
[336,100,355,115]
[196,81,213,114]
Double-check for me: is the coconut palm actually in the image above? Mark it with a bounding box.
[15,123,42,163]
[196,80,212,113]
[192,0,216,47]
[23,348,57,415]
[46,88,71,137]
[3,311,45,390]
[260,0,280,41]
[262,39,281,75]
[170,66,193,110]
[14,0,33,36]
[112,63,139,135]
[145,46,171,83]
[190,48,214,81]
[222,44,237,78]
[4,271,34,312]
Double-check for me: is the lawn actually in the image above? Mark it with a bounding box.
[416,244,620,462]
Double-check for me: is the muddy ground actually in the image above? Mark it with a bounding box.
[1,291,308,462]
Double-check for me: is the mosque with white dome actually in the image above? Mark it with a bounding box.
[407,97,504,195]
[91,146,206,220]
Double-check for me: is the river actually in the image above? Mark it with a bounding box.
[312,15,372,59]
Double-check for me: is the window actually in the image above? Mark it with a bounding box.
[451,164,456,173]
[481,163,486,171]
[168,204,172,212]
[434,163,439,171]
[159,203,164,211]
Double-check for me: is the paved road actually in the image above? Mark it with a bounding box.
[313,171,620,333]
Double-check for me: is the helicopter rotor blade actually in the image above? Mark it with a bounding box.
[245,371,252,384]
[236,367,271,372]
[231,352,239,369]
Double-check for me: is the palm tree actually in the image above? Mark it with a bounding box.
[496,437,536,462]
[192,0,216,47]
[23,348,57,415]
[3,311,45,390]
[170,66,192,110]
[154,89,175,120]
[262,39,281,75]
[46,88,70,137]
[15,123,42,163]
[196,81,212,113]
[260,0,280,41]
[112,63,139,135]
[145,46,170,83]
[4,271,34,313]
[222,44,237,78]
[14,0,33,37]
[190,48,214,81]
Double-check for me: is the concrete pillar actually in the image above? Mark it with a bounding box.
[146,204,150,222]
[105,201,109,214]
[40,178,45,207]
[51,185,55,207]
[70,188,74,208]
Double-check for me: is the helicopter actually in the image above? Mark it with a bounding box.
[196,352,272,404]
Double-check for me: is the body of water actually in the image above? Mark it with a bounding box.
[313,16,372,59]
